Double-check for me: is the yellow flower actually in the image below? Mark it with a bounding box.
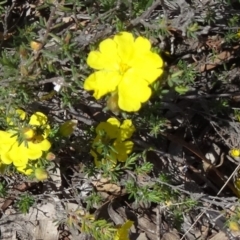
[0,112,51,172]
[84,32,164,112]
[114,220,133,240]
[96,118,135,141]
[230,149,240,158]
[29,111,50,138]
[91,118,135,166]
[228,221,240,232]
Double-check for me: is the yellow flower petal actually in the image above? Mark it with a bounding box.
[134,36,151,53]
[26,146,43,160]
[0,141,29,167]
[29,112,48,126]
[0,143,12,154]
[13,157,29,167]
[114,220,133,240]
[0,130,9,139]
[96,119,120,139]
[1,152,13,164]
[27,140,51,160]
[99,38,118,57]
[37,139,51,151]
[114,32,135,63]
[119,120,135,141]
[0,131,16,145]
[16,109,26,120]
[87,39,120,70]
[17,166,33,175]
[114,140,134,162]
[42,124,50,138]
[107,118,121,127]
[131,52,163,83]
[118,73,151,112]
[84,71,122,99]
[8,143,29,167]
[228,221,240,232]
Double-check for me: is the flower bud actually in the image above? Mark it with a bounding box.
[35,168,48,181]
[46,152,56,161]
[64,32,72,44]
[107,93,120,115]
[175,85,189,95]
[59,120,77,137]
[230,149,240,158]
[30,41,42,51]
[20,65,28,76]
[19,45,28,58]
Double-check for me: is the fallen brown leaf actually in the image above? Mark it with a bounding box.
[92,177,121,194]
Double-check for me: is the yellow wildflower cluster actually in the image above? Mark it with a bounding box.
[84,32,164,112]
[0,110,51,175]
[91,118,135,167]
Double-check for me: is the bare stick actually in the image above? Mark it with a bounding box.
[180,163,240,240]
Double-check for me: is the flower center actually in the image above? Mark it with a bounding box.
[22,128,35,140]
[119,62,130,75]
[32,134,44,144]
